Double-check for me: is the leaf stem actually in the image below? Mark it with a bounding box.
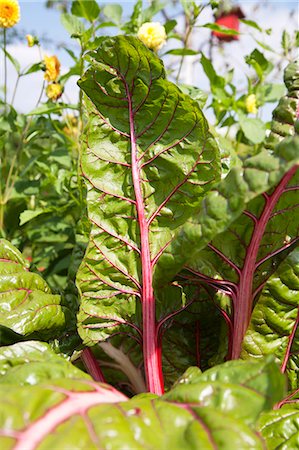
[125,80,164,395]
[81,348,105,382]
[281,306,299,373]
[231,164,299,359]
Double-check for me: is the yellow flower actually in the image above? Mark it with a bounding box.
[245,94,258,114]
[0,0,20,28]
[137,22,167,52]
[26,34,36,47]
[46,82,63,101]
[43,55,60,82]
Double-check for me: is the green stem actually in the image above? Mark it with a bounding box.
[176,17,192,83]
[35,80,45,107]
[11,74,21,106]
[3,28,7,108]
[0,202,4,236]
[78,44,84,136]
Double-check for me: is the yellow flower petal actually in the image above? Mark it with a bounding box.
[46,82,63,101]
[137,22,167,52]
[26,34,34,47]
[245,94,258,115]
[44,55,61,82]
[0,0,20,28]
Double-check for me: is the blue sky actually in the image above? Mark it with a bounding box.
[2,1,299,113]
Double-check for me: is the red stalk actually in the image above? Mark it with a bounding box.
[81,348,106,382]
[231,165,299,359]
[125,83,164,395]
[281,307,299,373]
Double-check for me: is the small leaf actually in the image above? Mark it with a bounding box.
[201,22,240,36]
[245,48,274,79]
[240,19,263,33]
[281,30,291,52]
[258,83,286,103]
[2,47,20,74]
[166,48,198,56]
[22,62,43,76]
[19,209,48,226]
[103,4,123,24]
[27,103,78,115]
[164,19,177,34]
[238,113,267,144]
[61,12,85,37]
[71,0,100,22]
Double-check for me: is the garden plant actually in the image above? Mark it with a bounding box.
[0,0,298,448]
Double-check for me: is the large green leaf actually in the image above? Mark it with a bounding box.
[0,341,89,385]
[0,239,68,339]
[155,137,299,286]
[242,249,299,390]
[0,358,283,449]
[77,36,220,348]
[164,357,285,427]
[163,61,299,361]
[181,138,298,360]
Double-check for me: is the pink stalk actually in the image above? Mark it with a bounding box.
[231,165,299,359]
[14,384,127,450]
[280,307,299,373]
[126,83,164,395]
[81,348,106,382]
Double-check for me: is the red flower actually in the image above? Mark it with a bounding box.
[212,7,245,42]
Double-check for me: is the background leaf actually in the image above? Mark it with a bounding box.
[258,402,299,450]
[0,341,89,385]
[0,239,68,339]
[71,0,100,22]
[242,249,299,391]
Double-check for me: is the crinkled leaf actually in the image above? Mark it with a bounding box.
[242,249,299,390]
[164,357,285,427]
[0,239,68,339]
[0,385,264,450]
[0,341,89,385]
[163,61,299,361]
[265,60,299,152]
[258,403,299,450]
[155,137,299,286]
[76,36,220,345]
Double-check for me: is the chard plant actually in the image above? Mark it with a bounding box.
[76,35,220,395]
[0,2,299,447]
